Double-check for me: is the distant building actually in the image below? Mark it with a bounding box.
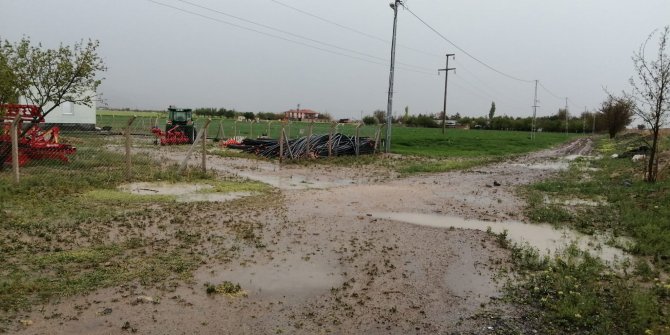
[284,108,319,121]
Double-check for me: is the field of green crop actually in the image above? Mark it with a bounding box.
[96,109,578,158]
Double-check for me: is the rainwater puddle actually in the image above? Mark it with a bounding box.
[510,161,570,170]
[553,198,606,207]
[373,212,628,265]
[196,255,341,299]
[232,172,355,190]
[119,182,255,203]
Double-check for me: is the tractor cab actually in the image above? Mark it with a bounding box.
[163,106,197,144]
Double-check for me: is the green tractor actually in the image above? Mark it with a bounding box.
[166,106,197,144]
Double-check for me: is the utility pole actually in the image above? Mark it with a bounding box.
[592,111,596,135]
[583,106,587,134]
[385,0,402,153]
[531,80,539,139]
[565,97,569,135]
[439,53,455,134]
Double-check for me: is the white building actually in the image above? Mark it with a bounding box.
[20,90,97,130]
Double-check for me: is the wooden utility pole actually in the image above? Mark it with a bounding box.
[438,53,456,134]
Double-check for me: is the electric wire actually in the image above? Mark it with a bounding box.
[538,82,564,101]
[173,0,434,72]
[268,0,442,58]
[402,4,535,84]
[145,0,433,76]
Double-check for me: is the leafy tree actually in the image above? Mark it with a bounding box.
[317,112,332,121]
[373,109,386,124]
[222,108,236,118]
[362,115,377,125]
[598,95,634,138]
[2,37,105,119]
[629,26,670,182]
[242,112,255,120]
[0,41,22,106]
[488,101,496,125]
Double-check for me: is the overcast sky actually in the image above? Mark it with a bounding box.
[2,0,669,119]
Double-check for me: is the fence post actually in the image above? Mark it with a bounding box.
[11,114,21,183]
[306,120,314,158]
[267,121,272,137]
[249,120,253,139]
[202,118,211,173]
[179,123,207,174]
[125,116,137,181]
[374,124,384,154]
[355,123,362,157]
[279,122,285,164]
[328,122,336,157]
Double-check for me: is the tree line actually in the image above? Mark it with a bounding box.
[192,108,333,121]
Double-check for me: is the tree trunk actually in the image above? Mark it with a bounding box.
[647,128,659,182]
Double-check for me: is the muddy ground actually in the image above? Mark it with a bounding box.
[13,138,595,334]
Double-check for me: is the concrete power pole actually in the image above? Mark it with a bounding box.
[565,97,569,135]
[439,53,455,134]
[384,0,402,153]
[531,80,539,139]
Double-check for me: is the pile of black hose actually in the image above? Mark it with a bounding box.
[228,133,376,159]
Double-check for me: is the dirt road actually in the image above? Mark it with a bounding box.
[17,138,595,334]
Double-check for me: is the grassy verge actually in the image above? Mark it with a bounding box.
[502,240,670,334]
[503,132,670,334]
[0,136,277,319]
[522,133,670,270]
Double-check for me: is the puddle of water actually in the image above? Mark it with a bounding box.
[232,172,355,190]
[119,182,255,203]
[543,195,607,207]
[373,212,627,265]
[176,191,255,203]
[120,182,213,195]
[196,255,341,299]
[510,161,569,170]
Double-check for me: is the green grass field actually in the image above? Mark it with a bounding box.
[96,109,578,158]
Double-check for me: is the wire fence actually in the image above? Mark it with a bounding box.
[1,114,384,184]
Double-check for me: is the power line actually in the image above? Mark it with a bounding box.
[173,0,434,72]
[402,5,535,84]
[145,0,433,76]
[453,59,529,107]
[268,0,442,58]
[537,81,564,101]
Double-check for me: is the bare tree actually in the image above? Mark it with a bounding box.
[599,94,634,139]
[630,26,670,182]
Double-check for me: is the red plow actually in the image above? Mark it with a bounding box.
[150,126,191,145]
[0,104,76,166]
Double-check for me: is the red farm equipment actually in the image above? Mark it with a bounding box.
[150,125,191,145]
[0,104,76,167]
[150,106,197,145]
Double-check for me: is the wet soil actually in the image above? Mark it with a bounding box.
[12,137,603,334]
